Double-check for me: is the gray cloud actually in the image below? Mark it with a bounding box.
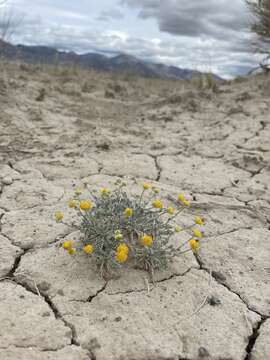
[8,12,259,78]
[120,0,262,76]
[97,8,124,22]
[122,0,250,39]
[15,21,256,78]
[2,0,263,78]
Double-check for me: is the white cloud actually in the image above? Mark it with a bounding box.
[1,0,264,78]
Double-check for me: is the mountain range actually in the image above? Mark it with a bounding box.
[0,40,222,80]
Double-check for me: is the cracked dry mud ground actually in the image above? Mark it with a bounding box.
[0,65,270,360]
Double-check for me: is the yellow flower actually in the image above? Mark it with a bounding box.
[80,200,93,211]
[153,187,160,194]
[62,241,72,250]
[55,211,64,223]
[83,244,94,254]
[124,208,133,217]
[189,239,200,253]
[195,216,204,225]
[68,248,76,255]
[141,234,153,247]
[116,251,128,263]
[68,199,77,208]
[175,225,183,233]
[116,244,129,263]
[193,229,203,238]
[178,194,186,202]
[143,183,151,190]
[117,244,129,254]
[152,199,163,209]
[115,233,123,241]
[178,194,190,206]
[167,206,175,215]
[182,199,191,207]
[74,188,83,196]
[100,188,110,196]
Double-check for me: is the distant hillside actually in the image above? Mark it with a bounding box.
[0,40,222,81]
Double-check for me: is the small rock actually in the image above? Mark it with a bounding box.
[104,90,115,99]
[208,295,221,306]
[35,88,46,102]
[2,176,13,185]
[38,281,51,292]
[236,91,252,102]
[96,141,110,151]
[198,346,210,357]
[22,237,35,250]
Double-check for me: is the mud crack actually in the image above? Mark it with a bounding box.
[153,155,162,181]
[88,281,108,302]
[195,252,262,318]
[244,317,269,360]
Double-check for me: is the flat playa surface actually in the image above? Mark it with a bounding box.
[0,65,270,359]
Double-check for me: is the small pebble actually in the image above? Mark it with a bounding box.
[2,176,13,185]
[208,295,221,306]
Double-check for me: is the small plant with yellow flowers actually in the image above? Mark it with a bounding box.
[54,180,205,278]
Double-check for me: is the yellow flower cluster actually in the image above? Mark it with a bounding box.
[141,234,153,247]
[80,200,93,211]
[189,216,204,253]
[116,243,129,263]
[74,188,83,196]
[100,188,110,196]
[195,216,204,225]
[55,211,64,223]
[152,199,163,209]
[189,239,200,253]
[167,206,175,215]
[124,208,133,218]
[63,241,94,255]
[143,183,160,193]
[178,194,190,207]
[62,241,76,255]
[68,199,78,208]
[143,183,151,190]
[175,225,183,233]
[83,244,94,254]
[63,241,72,250]
[193,228,203,238]
[115,230,123,241]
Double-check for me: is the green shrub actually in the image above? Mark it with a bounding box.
[55,180,204,278]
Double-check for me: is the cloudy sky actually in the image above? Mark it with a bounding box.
[0,0,263,78]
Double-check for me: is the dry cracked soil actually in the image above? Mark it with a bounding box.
[0,64,270,360]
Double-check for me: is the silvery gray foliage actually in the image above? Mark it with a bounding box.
[76,181,177,277]
[59,179,200,279]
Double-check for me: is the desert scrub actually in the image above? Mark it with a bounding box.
[55,180,204,278]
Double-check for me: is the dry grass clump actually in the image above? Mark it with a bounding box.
[191,73,219,92]
[0,75,7,95]
[35,88,46,102]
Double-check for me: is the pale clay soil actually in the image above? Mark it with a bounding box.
[0,64,270,360]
